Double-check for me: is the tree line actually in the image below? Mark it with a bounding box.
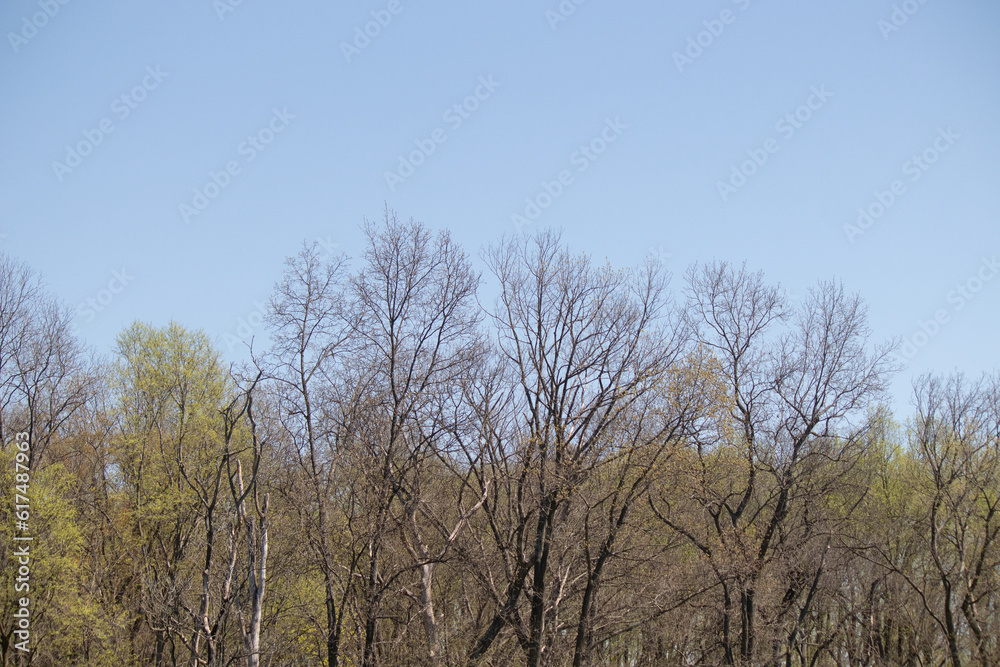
[0,210,997,666]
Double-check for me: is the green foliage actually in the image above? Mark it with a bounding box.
[2,237,999,666]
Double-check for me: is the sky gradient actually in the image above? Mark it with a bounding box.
[2,0,998,418]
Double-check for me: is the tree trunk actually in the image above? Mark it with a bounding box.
[526,490,557,667]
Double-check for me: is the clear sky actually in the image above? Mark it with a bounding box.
[2,0,998,418]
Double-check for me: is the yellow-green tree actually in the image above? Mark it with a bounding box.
[111,321,233,665]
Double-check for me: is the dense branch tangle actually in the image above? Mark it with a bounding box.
[2,219,997,667]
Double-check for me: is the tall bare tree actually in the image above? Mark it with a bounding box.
[467,231,677,666]
[347,209,482,666]
[0,253,90,467]
[653,262,896,665]
[265,240,354,667]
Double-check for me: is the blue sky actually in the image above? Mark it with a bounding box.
[2,0,998,418]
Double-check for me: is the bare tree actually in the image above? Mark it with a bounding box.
[347,209,481,666]
[873,372,1000,667]
[653,262,896,665]
[0,254,43,445]
[265,210,482,666]
[224,370,270,667]
[265,240,355,667]
[467,230,677,666]
[0,253,90,467]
